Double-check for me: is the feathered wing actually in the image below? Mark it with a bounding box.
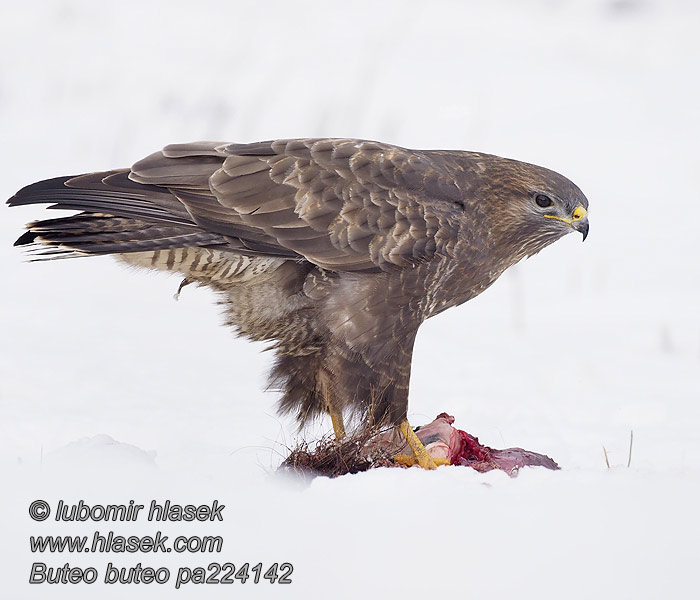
[129,140,464,425]
[10,139,462,272]
[130,138,463,272]
[8,139,466,428]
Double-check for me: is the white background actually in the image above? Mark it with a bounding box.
[1,0,699,598]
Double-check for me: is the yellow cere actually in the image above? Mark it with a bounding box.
[572,205,587,221]
[544,204,587,225]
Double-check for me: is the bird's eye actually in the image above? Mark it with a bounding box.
[535,194,554,208]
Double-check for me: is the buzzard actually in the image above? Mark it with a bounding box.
[8,139,589,469]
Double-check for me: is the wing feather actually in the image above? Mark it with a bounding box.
[194,138,462,271]
[12,138,465,272]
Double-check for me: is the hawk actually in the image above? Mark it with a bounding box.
[8,139,589,469]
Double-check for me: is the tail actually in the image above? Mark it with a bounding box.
[8,171,227,259]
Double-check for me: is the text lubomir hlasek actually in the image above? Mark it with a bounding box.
[52,500,224,522]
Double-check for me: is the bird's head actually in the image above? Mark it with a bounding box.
[525,180,589,242]
[467,154,589,260]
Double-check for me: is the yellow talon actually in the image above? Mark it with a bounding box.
[398,420,448,469]
[394,452,450,468]
[394,453,416,467]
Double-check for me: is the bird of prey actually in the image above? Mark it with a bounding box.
[8,138,589,469]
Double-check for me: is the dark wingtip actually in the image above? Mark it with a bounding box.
[7,176,76,207]
[13,231,39,246]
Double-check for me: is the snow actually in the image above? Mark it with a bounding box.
[1,0,699,597]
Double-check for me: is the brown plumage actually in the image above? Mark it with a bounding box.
[8,138,589,444]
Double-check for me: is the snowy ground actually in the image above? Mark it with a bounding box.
[1,0,699,598]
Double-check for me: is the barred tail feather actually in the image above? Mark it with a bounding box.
[8,171,228,259]
[15,213,225,260]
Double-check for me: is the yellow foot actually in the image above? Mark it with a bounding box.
[394,453,417,467]
[397,420,450,469]
[394,453,451,468]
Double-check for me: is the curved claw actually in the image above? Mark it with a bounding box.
[398,420,448,469]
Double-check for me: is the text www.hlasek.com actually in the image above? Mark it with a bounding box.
[28,499,293,587]
[31,530,223,553]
